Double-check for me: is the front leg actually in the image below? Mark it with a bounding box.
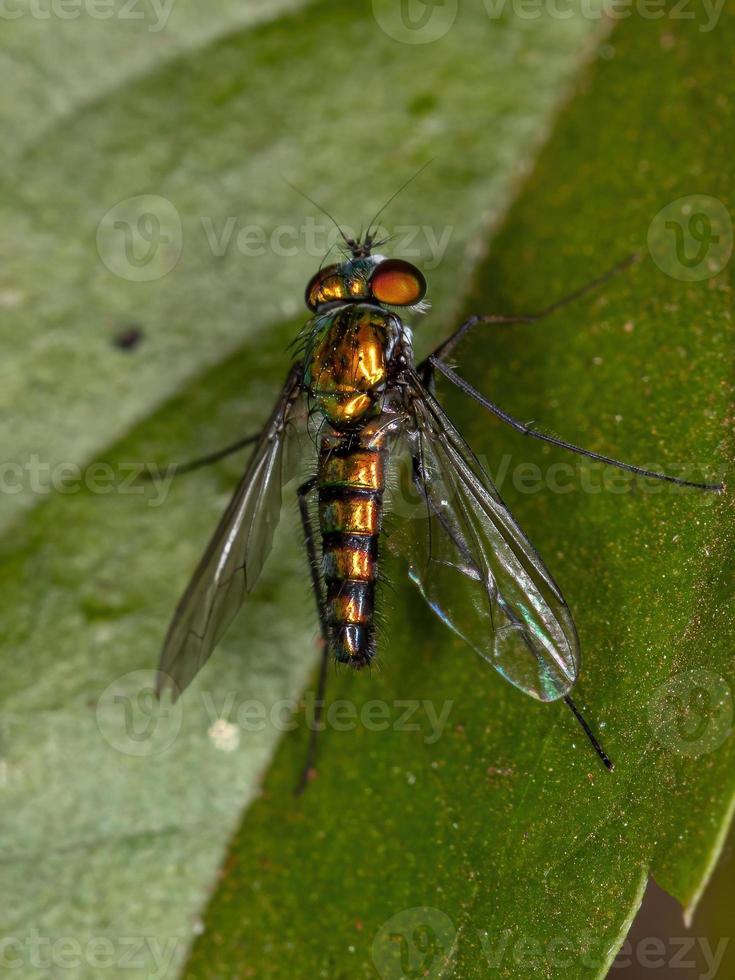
[419,254,638,370]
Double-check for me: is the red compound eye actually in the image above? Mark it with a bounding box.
[370,259,426,306]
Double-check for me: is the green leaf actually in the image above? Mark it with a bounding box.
[0,0,309,167]
[0,0,602,535]
[0,3,609,978]
[185,11,734,980]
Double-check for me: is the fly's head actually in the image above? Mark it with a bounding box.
[305,244,428,317]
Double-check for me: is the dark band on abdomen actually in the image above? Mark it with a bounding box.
[318,439,384,667]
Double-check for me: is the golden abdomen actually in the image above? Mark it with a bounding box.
[317,420,390,668]
[307,308,388,427]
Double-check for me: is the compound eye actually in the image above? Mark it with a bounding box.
[305,264,344,311]
[370,259,426,306]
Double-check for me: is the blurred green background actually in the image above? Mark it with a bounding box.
[1,1,733,978]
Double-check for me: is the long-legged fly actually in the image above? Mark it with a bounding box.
[154,196,722,792]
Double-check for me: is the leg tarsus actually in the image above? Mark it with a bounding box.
[294,638,329,796]
[564,695,614,772]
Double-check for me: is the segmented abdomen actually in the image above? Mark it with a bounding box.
[318,431,386,667]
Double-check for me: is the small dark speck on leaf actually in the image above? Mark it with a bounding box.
[113,325,144,351]
[408,92,438,116]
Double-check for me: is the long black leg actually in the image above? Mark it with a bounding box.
[144,433,260,480]
[295,477,330,795]
[421,254,639,369]
[429,358,723,491]
[564,695,614,771]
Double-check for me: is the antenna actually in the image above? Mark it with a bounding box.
[282,177,352,250]
[364,158,434,246]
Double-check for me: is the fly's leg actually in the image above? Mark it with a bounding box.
[563,695,613,771]
[295,476,330,796]
[142,433,261,481]
[419,254,638,374]
[428,358,723,491]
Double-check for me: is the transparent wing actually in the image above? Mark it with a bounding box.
[396,371,579,702]
[157,365,305,699]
